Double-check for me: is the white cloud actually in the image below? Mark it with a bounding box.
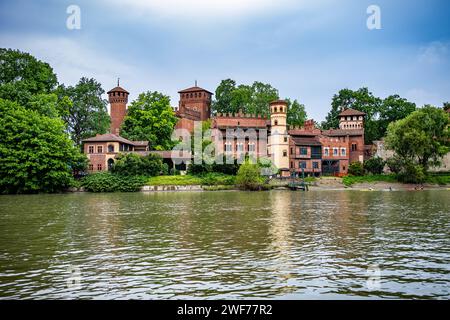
[104,0,331,21]
[418,41,449,64]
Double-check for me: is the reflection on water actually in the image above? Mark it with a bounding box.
[0,190,449,299]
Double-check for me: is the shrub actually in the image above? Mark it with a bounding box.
[397,162,426,184]
[386,156,403,174]
[81,172,146,192]
[364,157,385,175]
[201,173,235,186]
[111,153,164,176]
[348,162,364,176]
[235,161,266,190]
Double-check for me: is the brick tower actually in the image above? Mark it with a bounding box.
[177,82,213,121]
[108,80,129,135]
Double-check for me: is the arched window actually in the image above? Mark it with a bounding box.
[107,158,114,171]
[275,107,278,113]
[274,120,278,126]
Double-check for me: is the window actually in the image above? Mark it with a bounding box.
[97,146,103,153]
[248,144,256,152]
[300,147,308,155]
[352,143,357,151]
[333,148,338,156]
[283,150,287,157]
[89,164,94,171]
[299,161,306,169]
[313,162,319,169]
[108,145,114,153]
[291,161,294,168]
[341,148,346,156]
[275,107,278,113]
[324,148,329,156]
[88,145,94,154]
[274,120,278,126]
[224,143,232,152]
[284,136,287,143]
[97,164,102,171]
[290,147,293,155]
[237,143,244,152]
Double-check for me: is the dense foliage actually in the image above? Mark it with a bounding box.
[121,91,178,150]
[348,162,364,176]
[0,99,87,194]
[321,88,416,144]
[385,106,450,183]
[56,77,110,147]
[235,160,267,190]
[81,172,146,192]
[363,157,385,175]
[286,98,307,127]
[0,48,58,107]
[111,153,166,176]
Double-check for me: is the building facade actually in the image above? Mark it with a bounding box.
[83,82,367,176]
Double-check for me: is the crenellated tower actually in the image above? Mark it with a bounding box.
[268,100,290,176]
[108,80,129,135]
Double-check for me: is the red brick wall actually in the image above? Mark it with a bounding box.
[84,142,107,172]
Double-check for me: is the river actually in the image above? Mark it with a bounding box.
[0,190,449,299]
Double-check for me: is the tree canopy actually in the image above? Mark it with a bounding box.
[322,88,416,144]
[385,106,450,174]
[56,77,110,147]
[0,99,86,194]
[212,79,279,117]
[121,91,178,150]
[286,98,307,127]
[0,48,58,107]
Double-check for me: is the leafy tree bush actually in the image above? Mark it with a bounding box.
[0,48,58,106]
[0,99,87,194]
[121,91,178,150]
[385,106,450,184]
[364,157,385,174]
[235,161,266,190]
[111,153,164,176]
[348,162,364,176]
[81,173,146,192]
[55,78,110,146]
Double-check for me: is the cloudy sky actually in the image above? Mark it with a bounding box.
[1,0,449,120]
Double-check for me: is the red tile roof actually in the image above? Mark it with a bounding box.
[338,108,366,117]
[178,86,213,94]
[322,129,364,136]
[82,134,148,146]
[269,100,288,105]
[291,137,322,146]
[107,86,129,94]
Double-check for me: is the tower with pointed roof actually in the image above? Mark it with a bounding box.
[108,80,129,135]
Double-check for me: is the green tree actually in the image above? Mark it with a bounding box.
[385,106,450,173]
[112,153,165,176]
[322,88,382,144]
[56,77,110,147]
[0,99,87,194]
[443,102,450,111]
[378,95,416,138]
[0,48,58,107]
[121,91,178,150]
[364,157,385,174]
[286,98,307,126]
[212,79,279,117]
[235,160,266,190]
[348,162,364,176]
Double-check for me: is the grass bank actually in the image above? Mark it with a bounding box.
[147,173,235,186]
[343,173,450,187]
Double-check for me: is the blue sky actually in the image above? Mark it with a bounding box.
[1,0,449,121]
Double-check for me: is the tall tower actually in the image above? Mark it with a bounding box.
[107,81,129,135]
[338,108,366,130]
[178,84,213,121]
[269,100,290,176]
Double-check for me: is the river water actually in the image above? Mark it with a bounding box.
[0,190,449,299]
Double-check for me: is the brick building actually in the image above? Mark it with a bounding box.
[83,81,367,176]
